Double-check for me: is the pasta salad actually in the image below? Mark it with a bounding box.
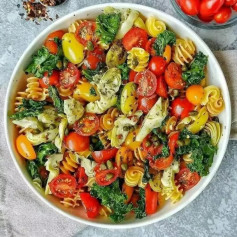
[10,7,225,223]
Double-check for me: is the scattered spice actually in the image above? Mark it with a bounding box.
[40,0,67,6]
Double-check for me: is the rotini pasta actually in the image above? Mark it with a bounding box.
[124,166,145,188]
[149,173,162,192]
[172,39,196,65]
[145,16,166,37]
[134,146,147,162]
[99,205,112,217]
[134,16,146,30]
[127,47,150,72]
[100,107,120,131]
[60,151,79,174]
[98,131,111,149]
[60,189,83,208]
[68,20,84,33]
[58,86,73,97]
[14,91,28,111]
[182,153,193,164]
[165,116,177,134]
[204,121,221,146]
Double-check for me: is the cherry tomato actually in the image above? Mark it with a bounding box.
[59,63,80,88]
[122,183,134,203]
[198,13,214,22]
[145,184,158,215]
[75,21,97,46]
[16,135,36,160]
[92,148,118,163]
[124,128,142,150]
[156,76,168,98]
[200,0,225,16]
[232,2,237,10]
[186,85,204,105]
[76,167,88,188]
[214,6,232,23]
[171,97,194,119]
[145,38,156,56]
[165,62,185,89]
[178,0,200,15]
[83,47,105,70]
[136,70,157,97]
[122,27,148,51]
[80,192,100,218]
[168,132,180,154]
[148,56,167,77]
[74,113,99,136]
[46,30,65,41]
[64,132,89,152]
[149,154,174,170]
[39,70,60,88]
[138,94,158,114]
[175,168,201,191]
[129,70,138,82]
[44,40,58,55]
[49,174,77,198]
[224,0,237,6]
[142,134,163,157]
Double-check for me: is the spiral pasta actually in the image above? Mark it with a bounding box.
[182,153,193,164]
[173,39,196,66]
[162,181,183,204]
[68,20,84,33]
[99,205,112,217]
[149,173,162,192]
[15,91,29,111]
[134,146,147,162]
[165,116,177,134]
[134,16,146,30]
[60,189,83,208]
[58,86,73,97]
[98,131,111,149]
[60,151,79,174]
[124,166,145,188]
[25,77,49,101]
[145,16,166,37]
[100,107,120,131]
[127,47,150,72]
[204,121,221,146]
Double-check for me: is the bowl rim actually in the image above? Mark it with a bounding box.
[4,2,231,229]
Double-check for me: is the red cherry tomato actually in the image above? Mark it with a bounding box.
[122,27,148,51]
[148,56,167,77]
[171,97,194,119]
[64,132,89,152]
[168,132,180,154]
[232,2,237,10]
[156,76,168,98]
[59,63,80,88]
[46,30,65,41]
[49,174,77,198]
[73,113,99,136]
[92,148,118,163]
[198,13,214,22]
[224,0,237,6]
[129,70,138,82]
[135,70,157,97]
[149,154,174,170]
[145,38,156,56]
[200,0,225,16]
[80,192,101,218]
[175,168,201,191]
[83,47,105,70]
[76,167,88,189]
[165,62,185,89]
[178,0,200,16]
[214,6,232,23]
[138,94,158,114]
[145,184,158,215]
[39,70,60,88]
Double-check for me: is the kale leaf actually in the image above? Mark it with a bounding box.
[36,142,58,165]
[48,86,64,113]
[96,13,121,45]
[142,160,152,183]
[25,47,59,78]
[153,30,176,56]
[133,188,146,219]
[82,62,106,82]
[90,135,104,151]
[10,99,47,120]
[117,63,130,81]
[182,52,208,85]
[90,180,133,223]
[27,160,40,180]
[154,145,170,160]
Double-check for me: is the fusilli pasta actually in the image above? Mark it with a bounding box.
[100,107,120,131]
[58,86,73,97]
[204,121,221,146]
[145,16,166,37]
[124,166,145,188]
[15,91,28,111]
[60,189,83,208]
[60,151,79,174]
[165,116,177,134]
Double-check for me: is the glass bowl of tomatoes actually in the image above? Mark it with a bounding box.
[170,0,237,29]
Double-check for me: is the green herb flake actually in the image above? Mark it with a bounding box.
[89,87,97,96]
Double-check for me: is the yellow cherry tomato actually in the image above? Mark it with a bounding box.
[120,82,138,115]
[62,33,84,64]
[73,82,100,102]
[186,85,204,105]
[124,128,141,150]
[134,17,147,30]
[163,45,171,63]
[115,146,133,167]
[16,135,36,160]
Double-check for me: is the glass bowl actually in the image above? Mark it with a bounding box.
[170,0,237,29]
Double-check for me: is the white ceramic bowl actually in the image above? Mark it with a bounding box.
[4,3,231,229]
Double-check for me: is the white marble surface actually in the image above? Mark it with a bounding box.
[0,0,237,236]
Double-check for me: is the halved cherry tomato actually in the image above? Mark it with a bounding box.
[64,132,89,152]
[145,38,156,56]
[75,21,97,46]
[149,154,174,170]
[136,70,157,97]
[92,148,118,163]
[49,174,77,198]
[186,85,204,105]
[129,70,138,82]
[232,2,237,10]
[148,56,167,77]
[224,0,237,6]
[156,76,168,98]
[74,113,99,136]
[175,168,201,191]
[200,0,225,16]
[214,6,232,23]
[76,167,88,188]
[165,62,185,89]
[145,184,158,215]
[171,97,194,119]
[122,183,134,203]
[59,63,80,88]
[83,47,105,70]
[16,135,36,160]
[168,132,180,154]
[80,192,100,218]
[122,27,148,51]
[46,30,65,41]
[178,0,200,16]
[142,134,163,157]
[39,70,60,88]
[138,94,158,114]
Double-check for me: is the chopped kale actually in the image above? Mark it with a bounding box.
[133,188,146,219]
[48,86,64,113]
[117,63,130,81]
[82,62,106,82]
[36,142,58,165]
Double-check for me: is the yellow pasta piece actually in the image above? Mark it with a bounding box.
[58,86,73,97]
[68,20,84,33]
[127,47,150,72]
[100,107,120,131]
[182,153,193,164]
[60,151,79,174]
[134,17,147,30]
[204,121,221,146]
[99,206,112,217]
[134,146,147,162]
[14,91,29,111]
[145,16,166,37]
[165,116,177,134]
[60,189,82,208]
[125,166,145,188]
